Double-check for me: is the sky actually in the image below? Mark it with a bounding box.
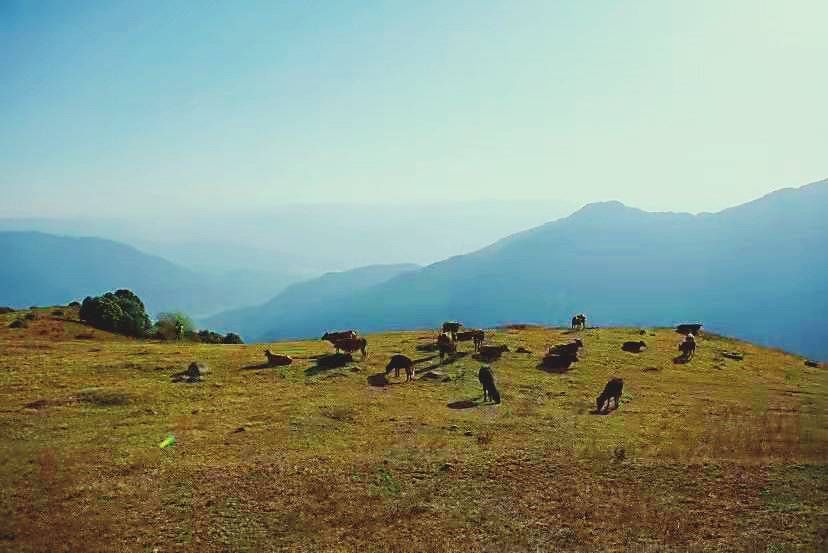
[1,0,826,219]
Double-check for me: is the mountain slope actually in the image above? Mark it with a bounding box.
[234,179,828,359]
[0,231,281,317]
[204,263,421,339]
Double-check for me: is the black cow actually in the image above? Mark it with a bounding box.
[622,340,647,353]
[478,343,509,360]
[478,365,501,404]
[571,313,587,330]
[678,334,696,359]
[596,378,624,413]
[385,354,415,382]
[548,338,584,358]
[676,323,702,335]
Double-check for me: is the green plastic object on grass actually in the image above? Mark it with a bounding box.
[158,434,176,448]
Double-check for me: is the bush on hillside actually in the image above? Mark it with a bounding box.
[222,332,244,344]
[8,319,27,329]
[79,289,150,337]
[0,307,15,314]
[24,313,36,321]
[68,301,81,308]
[196,330,224,344]
[153,312,195,341]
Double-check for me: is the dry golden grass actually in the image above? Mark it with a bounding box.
[0,307,826,552]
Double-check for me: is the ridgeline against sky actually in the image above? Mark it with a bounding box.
[1,0,827,218]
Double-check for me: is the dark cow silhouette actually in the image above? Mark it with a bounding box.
[333,337,368,358]
[571,313,587,330]
[676,323,702,335]
[264,349,293,366]
[478,344,509,360]
[478,365,501,403]
[385,354,415,382]
[442,321,462,340]
[456,329,485,351]
[437,333,456,360]
[678,334,696,360]
[596,378,624,413]
[622,340,647,353]
[548,339,584,358]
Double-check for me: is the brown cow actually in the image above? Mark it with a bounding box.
[442,321,462,340]
[456,329,484,351]
[333,337,368,358]
[264,349,293,366]
[437,333,456,360]
[322,330,358,347]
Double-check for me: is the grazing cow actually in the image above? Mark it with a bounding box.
[478,344,510,360]
[596,378,624,413]
[333,337,368,358]
[676,323,702,335]
[478,365,501,404]
[385,354,415,382]
[437,333,456,360]
[264,349,293,366]
[456,329,485,351]
[322,330,359,350]
[678,333,696,359]
[571,313,587,330]
[622,340,647,353]
[442,321,462,340]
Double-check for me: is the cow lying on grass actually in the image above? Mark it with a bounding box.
[264,350,293,366]
[622,340,647,353]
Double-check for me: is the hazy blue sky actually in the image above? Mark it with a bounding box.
[1,0,826,218]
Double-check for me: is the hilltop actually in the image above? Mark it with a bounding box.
[210,179,828,359]
[0,232,301,318]
[1,308,826,551]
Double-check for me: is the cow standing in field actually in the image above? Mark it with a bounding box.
[456,329,485,352]
[478,365,501,404]
[437,333,456,360]
[322,330,359,352]
[596,378,624,413]
[571,314,587,330]
[385,354,415,382]
[678,333,696,360]
[333,337,368,358]
[442,322,462,341]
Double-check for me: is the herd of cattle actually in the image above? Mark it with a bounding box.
[261,316,703,414]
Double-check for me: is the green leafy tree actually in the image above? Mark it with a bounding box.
[154,312,195,341]
[79,289,150,337]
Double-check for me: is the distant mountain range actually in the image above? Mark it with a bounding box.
[0,232,296,317]
[207,179,828,360]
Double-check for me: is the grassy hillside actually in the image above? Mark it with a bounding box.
[1,308,826,552]
[230,180,828,360]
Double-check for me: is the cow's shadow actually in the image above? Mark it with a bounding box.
[537,358,575,373]
[240,362,272,371]
[305,353,353,377]
[440,352,468,366]
[368,373,390,387]
[672,354,691,365]
[447,399,478,409]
